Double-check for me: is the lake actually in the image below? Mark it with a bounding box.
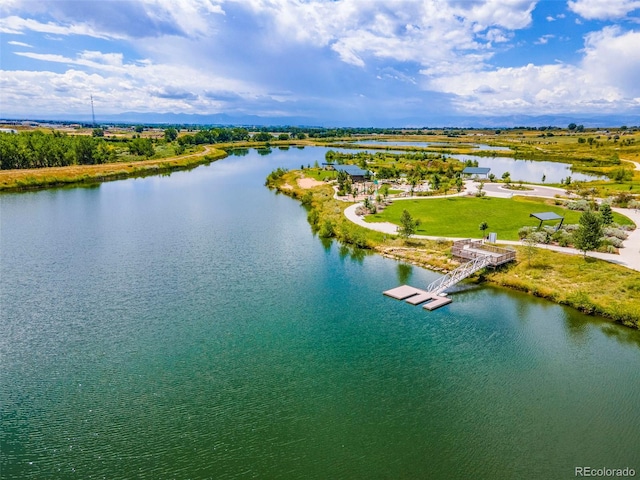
[1,147,639,479]
[450,153,603,183]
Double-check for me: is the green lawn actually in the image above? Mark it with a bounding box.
[365,196,635,240]
[304,168,337,181]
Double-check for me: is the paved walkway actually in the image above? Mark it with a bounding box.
[343,180,640,272]
[622,158,640,171]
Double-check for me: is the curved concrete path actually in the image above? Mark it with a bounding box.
[344,180,640,272]
[622,158,640,171]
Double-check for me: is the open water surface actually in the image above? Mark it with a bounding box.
[1,147,639,479]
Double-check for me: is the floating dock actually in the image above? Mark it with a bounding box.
[382,240,516,312]
[383,285,452,311]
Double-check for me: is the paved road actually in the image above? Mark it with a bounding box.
[343,181,640,272]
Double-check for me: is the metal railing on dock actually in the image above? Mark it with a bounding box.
[451,239,516,267]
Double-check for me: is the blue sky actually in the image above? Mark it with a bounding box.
[1,0,639,126]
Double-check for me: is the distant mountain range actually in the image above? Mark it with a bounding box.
[3,111,639,128]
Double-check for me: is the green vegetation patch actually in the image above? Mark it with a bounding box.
[268,168,640,328]
[365,196,633,240]
[488,248,640,328]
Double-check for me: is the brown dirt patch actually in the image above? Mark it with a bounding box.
[297,177,324,189]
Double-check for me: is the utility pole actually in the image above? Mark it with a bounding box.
[90,94,96,127]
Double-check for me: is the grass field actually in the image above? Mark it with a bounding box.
[365,196,634,240]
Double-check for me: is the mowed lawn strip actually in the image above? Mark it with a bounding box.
[365,196,634,240]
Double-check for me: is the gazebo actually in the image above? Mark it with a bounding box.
[530,212,564,230]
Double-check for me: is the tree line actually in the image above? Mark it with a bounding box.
[0,131,117,169]
[0,131,161,170]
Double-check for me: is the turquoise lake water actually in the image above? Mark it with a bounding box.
[1,147,639,479]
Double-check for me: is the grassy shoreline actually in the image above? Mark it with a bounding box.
[267,170,640,330]
[2,137,639,328]
[0,145,229,192]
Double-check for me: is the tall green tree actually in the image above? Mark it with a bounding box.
[128,137,155,157]
[430,173,441,191]
[253,132,273,142]
[398,209,419,238]
[573,210,603,257]
[600,203,614,225]
[164,127,178,142]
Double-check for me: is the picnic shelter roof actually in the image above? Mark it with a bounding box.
[332,164,370,177]
[529,212,564,222]
[462,167,491,175]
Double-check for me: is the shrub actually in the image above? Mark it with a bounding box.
[603,227,628,240]
[318,219,335,238]
[528,231,548,244]
[612,192,633,208]
[518,226,535,239]
[301,191,313,206]
[558,236,571,247]
[355,206,368,216]
[307,209,320,228]
[604,237,624,248]
[566,199,589,211]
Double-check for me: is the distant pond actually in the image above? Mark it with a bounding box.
[449,153,604,183]
[327,142,602,183]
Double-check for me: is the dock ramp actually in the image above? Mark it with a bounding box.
[383,240,515,311]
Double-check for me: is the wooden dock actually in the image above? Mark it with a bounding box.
[382,240,516,310]
[383,240,515,312]
[383,285,453,311]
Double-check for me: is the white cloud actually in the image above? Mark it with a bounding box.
[582,26,640,96]
[2,1,538,80]
[425,27,640,113]
[1,0,225,39]
[226,0,534,71]
[0,15,116,38]
[1,48,271,116]
[14,51,127,72]
[2,0,638,121]
[568,0,640,20]
[7,40,32,47]
[535,34,555,44]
